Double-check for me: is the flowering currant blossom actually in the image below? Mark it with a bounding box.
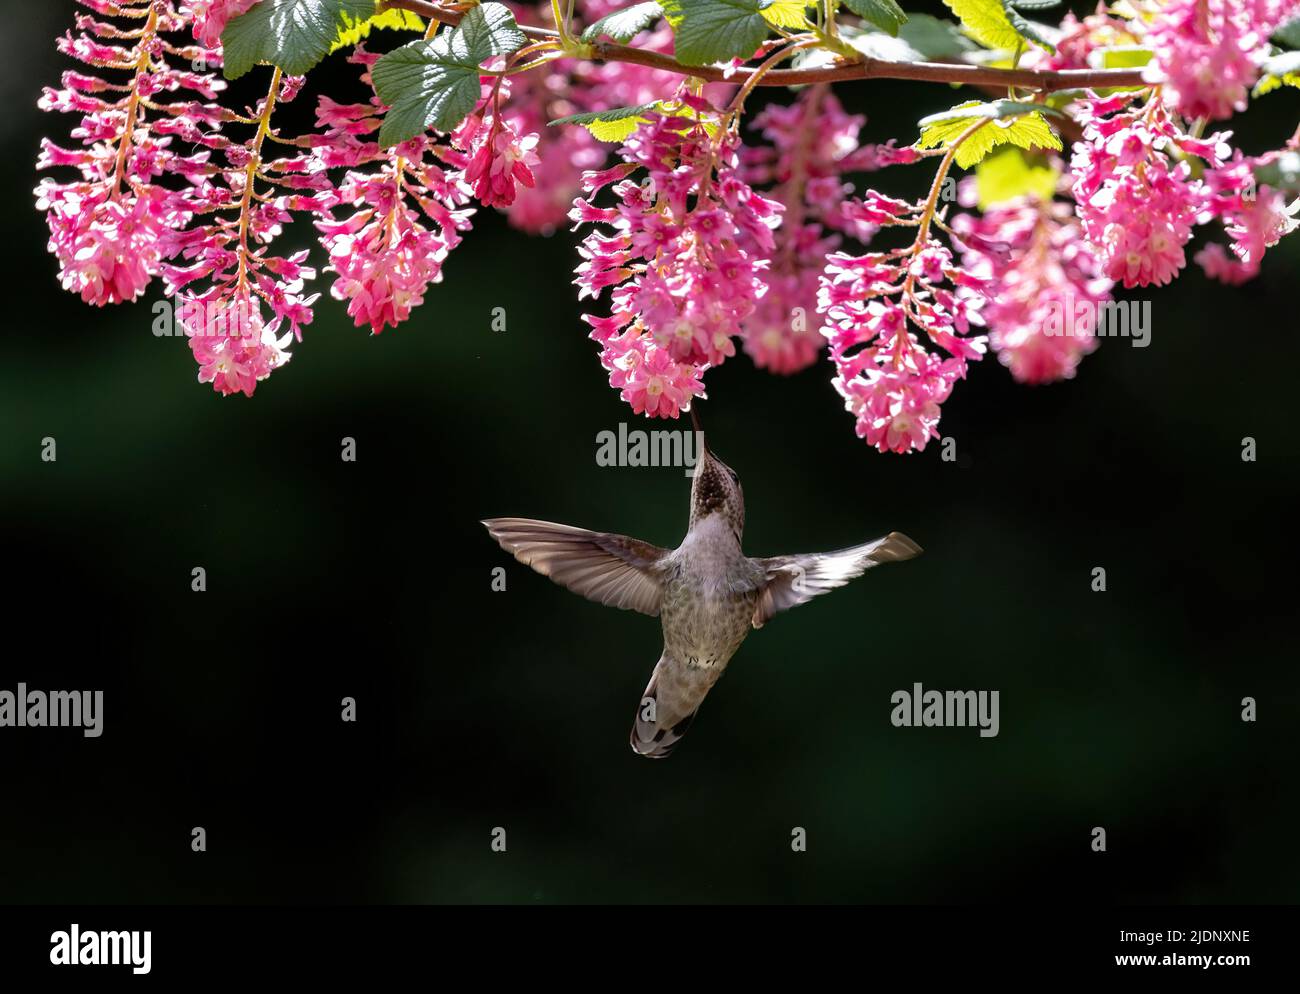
[310,49,474,334]
[571,97,782,417]
[1069,92,1228,288]
[183,0,261,49]
[35,0,221,305]
[1142,0,1300,122]
[953,181,1113,385]
[818,190,988,454]
[1194,145,1300,282]
[739,86,917,375]
[160,70,318,396]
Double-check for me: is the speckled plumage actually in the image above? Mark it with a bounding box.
[482,439,922,759]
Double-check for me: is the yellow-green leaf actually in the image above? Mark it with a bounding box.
[975,146,1059,208]
[760,0,811,28]
[942,0,1022,50]
[918,100,1063,169]
[1254,71,1300,95]
[331,7,424,53]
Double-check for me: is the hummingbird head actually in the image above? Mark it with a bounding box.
[688,435,745,539]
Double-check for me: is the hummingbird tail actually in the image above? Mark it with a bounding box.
[629,657,710,760]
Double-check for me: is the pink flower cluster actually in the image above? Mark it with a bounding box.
[1195,145,1300,283]
[35,0,218,307]
[160,69,319,396]
[310,50,474,334]
[571,97,782,417]
[1143,0,1300,122]
[953,183,1113,384]
[1069,92,1228,288]
[818,196,988,454]
[738,86,915,375]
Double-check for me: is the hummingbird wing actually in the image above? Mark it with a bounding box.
[751,531,922,629]
[481,517,669,616]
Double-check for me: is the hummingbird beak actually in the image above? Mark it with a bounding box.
[689,404,710,455]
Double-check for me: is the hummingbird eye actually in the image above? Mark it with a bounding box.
[726,467,739,484]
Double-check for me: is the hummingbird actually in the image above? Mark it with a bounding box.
[482,419,922,759]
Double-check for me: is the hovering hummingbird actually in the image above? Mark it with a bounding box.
[482,420,922,759]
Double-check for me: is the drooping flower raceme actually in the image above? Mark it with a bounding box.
[160,70,318,396]
[739,86,916,375]
[35,0,219,306]
[818,191,988,454]
[953,182,1113,385]
[571,97,782,417]
[310,49,474,334]
[1069,92,1228,288]
[1142,0,1300,122]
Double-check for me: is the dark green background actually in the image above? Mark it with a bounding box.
[1,2,1297,903]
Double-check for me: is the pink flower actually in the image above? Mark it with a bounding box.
[183,293,292,398]
[1142,0,1273,121]
[953,189,1113,384]
[570,97,781,415]
[1069,94,1214,288]
[818,233,987,453]
[462,116,541,209]
[37,184,173,306]
[185,0,262,49]
[311,52,474,334]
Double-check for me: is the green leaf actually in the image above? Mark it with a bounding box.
[1096,45,1152,69]
[941,0,1051,53]
[896,13,978,60]
[760,0,811,29]
[661,0,775,66]
[371,3,526,146]
[974,146,1058,208]
[1273,15,1300,49]
[840,0,908,37]
[917,100,1062,169]
[330,7,424,53]
[550,103,662,141]
[580,2,664,42]
[998,0,1056,53]
[222,0,379,80]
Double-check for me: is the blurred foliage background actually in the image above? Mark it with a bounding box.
[1,1,1297,903]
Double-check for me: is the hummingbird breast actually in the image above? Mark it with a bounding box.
[659,517,765,672]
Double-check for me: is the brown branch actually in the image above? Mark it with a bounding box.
[381,0,1148,93]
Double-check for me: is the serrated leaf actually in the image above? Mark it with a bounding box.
[551,103,662,141]
[581,2,664,42]
[761,0,811,29]
[661,0,775,66]
[840,0,907,36]
[222,0,379,80]
[1254,71,1300,96]
[975,145,1058,208]
[371,3,526,145]
[917,100,1062,168]
[999,0,1056,53]
[330,7,423,52]
[897,13,977,59]
[941,0,1049,52]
